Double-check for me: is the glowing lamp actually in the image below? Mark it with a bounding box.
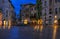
[24,19,28,24]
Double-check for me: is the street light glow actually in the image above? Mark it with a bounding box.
[54,20,57,23]
[38,19,43,24]
[24,19,28,24]
[55,15,57,18]
[52,25,58,39]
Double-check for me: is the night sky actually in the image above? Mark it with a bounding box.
[11,0,36,15]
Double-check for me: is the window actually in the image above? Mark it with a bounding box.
[44,13,46,20]
[34,7,36,10]
[49,12,52,14]
[49,9,52,14]
[6,10,8,13]
[44,1,47,6]
[49,19,52,24]
[49,9,52,11]
[49,0,52,5]
[59,8,60,13]
[55,8,57,14]
[49,16,52,18]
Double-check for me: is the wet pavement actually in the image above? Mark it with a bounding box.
[0,26,34,39]
[0,25,60,39]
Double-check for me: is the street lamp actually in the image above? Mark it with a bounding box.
[54,15,58,24]
[24,19,28,24]
[55,15,57,18]
[54,20,58,23]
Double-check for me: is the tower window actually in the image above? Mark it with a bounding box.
[49,12,52,14]
[49,9,52,14]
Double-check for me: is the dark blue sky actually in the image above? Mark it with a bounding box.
[11,0,36,15]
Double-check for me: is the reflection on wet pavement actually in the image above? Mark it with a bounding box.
[0,25,60,39]
[52,26,57,39]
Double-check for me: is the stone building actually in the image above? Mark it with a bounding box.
[0,0,16,26]
[37,0,60,26]
[20,3,36,23]
[20,0,60,25]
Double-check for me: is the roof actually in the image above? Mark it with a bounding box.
[20,3,36,6]
[8,0,15,8]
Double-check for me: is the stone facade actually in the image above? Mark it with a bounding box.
[0,0,16,26]
[20,4,36,23]
[38,0,60,25]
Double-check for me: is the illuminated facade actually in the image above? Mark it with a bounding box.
[0,0,15,26]
[20,4,36,23]
[0,11,3,26]
[20,0,60,25]
[37,0,60,25]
